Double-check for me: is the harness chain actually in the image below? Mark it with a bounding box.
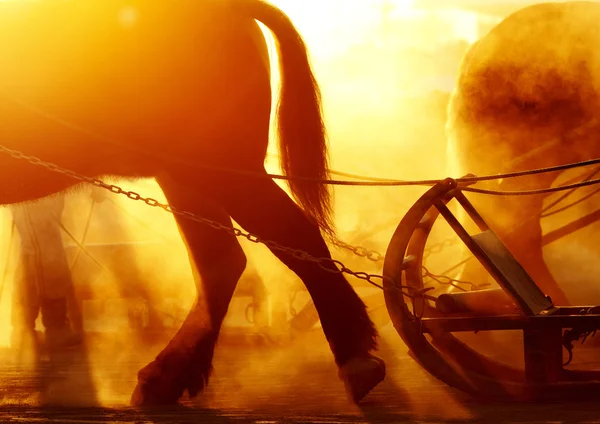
[332,237,480,290]
[0,145,422,296]
[331,239,384,262]
[8,141,586,297]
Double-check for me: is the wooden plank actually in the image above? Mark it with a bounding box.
[471,230,553,316]
[433,197,552,316]
[419,314,600,333]
[435,288,520,315]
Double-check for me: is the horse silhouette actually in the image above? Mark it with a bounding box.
[0,0,383,405]
[447,1,600,306]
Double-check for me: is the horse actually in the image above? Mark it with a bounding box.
[446,1,600,306]
[0,0,385,405]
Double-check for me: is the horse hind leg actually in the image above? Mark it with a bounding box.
[130,176,246,406]
[214,176,385,403]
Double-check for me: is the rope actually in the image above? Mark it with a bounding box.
[542,186,600,218]
[69,198,96,270]
[58,221,110,272]
[170,156,600,188]
[5,92,600,191]
[325,158,600,187]
[540,167,600,217]
[462,177,600,196]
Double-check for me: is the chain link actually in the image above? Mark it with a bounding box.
[422,265,489,292]
[332,233,480,292]
[332,239,384,262]
[423,238,460,259]
[0,145,481,298]
[0,145,415,295]
[333,235,461,269]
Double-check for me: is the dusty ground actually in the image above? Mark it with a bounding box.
[2,323,600,424]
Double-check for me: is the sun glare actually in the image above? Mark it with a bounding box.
[270,0,415,58]
[118,5,139,29]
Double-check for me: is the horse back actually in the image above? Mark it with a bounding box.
[447,1,600,175]
[0,0,272,166]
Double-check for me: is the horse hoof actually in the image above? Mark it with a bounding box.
[130,362,186,406]
[338,354,386,404]
[130,380,183,407]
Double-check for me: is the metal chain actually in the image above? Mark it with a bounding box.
[332,238,384,262]
[0,145,414,295]
[0,145,482,297]
[333,234,481,292]
[422,265,489,292]
[334,237,459,263]
[423,238,460,259]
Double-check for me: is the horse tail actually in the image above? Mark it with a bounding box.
[241,0,333,236]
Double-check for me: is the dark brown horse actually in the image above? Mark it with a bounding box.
[447,1,600,305]
[0,0,384,405]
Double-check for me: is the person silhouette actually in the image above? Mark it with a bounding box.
[10,194,82,357]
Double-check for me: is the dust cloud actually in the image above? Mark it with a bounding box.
[0,0,484,416]
[1,0,600,420]
[446,1,600,302]
[442,0,600,381]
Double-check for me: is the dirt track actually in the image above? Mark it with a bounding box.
[1,324,600,424]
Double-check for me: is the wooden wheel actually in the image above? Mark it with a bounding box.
[383,179,600,401]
